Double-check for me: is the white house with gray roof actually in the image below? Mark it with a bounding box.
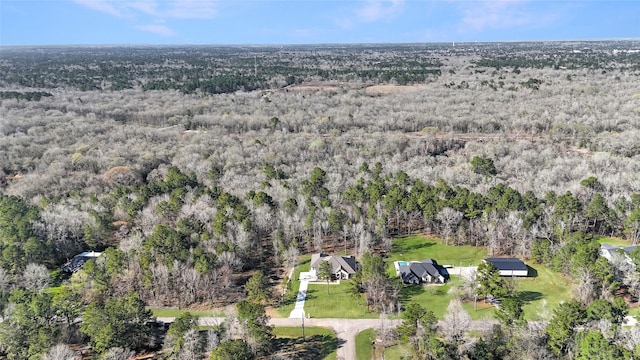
[310,253,357,280]
[600,243,637,264]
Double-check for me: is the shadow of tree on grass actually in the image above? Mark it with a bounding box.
[274,334,340,359]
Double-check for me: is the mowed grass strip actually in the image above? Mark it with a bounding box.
[273,326,337,360]
[356,328,376,360]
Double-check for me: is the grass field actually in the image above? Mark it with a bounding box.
[389,235,572,321]
[397,278,458,319]
[356,328,376,360]
[516,264,573,321]
[596,236,632,247]
[305,280,380,319]
[150,308,224,318]
[284,235,571,321]
[277,254,378,319]
[388,235,488,274]
[273,326,337,360]
[383,342,413,360]
[390,235,487,319]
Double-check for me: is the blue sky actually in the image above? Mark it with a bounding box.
[1,1,638,45]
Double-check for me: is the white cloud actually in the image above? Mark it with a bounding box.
[335,0,405,29]
[166,0,217,19]
[73,0,217,20]
[129,1,159,17]
[456,0,559,32]
[356,0,405,23]
[73,0,129,18]
[135,24,176,37]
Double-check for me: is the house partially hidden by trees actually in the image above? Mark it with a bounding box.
[600,243,638,264]
[396,259,449,284]
[484,258,528,277]
[60,251,101,273]
[310,253,357,280]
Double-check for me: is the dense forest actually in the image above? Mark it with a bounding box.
[1,41,640,359]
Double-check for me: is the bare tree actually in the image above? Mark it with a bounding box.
[42,344,78,360]
[440,299,471,344]
[101,347,135,360]
[0,268,9,297]
[507,325,555,360]
[177,329,202,360]
[282,245,299,271]
[33,203,90,259]
[22,263,49,292]
[574,269,597,306]
[437,207,463,246]
[206,329,221,352]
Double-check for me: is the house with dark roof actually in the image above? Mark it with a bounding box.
[396,259,449,284]
[600,243,637,264]
[484,258,528,277]
[61,251,102,273]
[310,253,357,280]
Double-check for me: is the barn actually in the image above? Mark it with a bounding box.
[484,258,528,277]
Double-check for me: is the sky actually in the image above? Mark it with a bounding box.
[1,0,638,45]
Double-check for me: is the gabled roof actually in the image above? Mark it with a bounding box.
[605,244,637,253]
[409,261,442,279]
[485,258,527,271]
[421,258,438,266]
[399,265,419,283]
[310,253,357,274]
[61,251,102,273]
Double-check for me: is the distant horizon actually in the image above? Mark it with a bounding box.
[2,1,638,46]
[2,38,640,49]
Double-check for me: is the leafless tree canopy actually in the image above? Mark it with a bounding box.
[1,41,640,359]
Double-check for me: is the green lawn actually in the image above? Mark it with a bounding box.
[388,235,488,276]
[356,328,376,360]
[306,280,380,319]
[383,342,413,360]
[462,299,498,320]
[596,236,632,247]
[388,236,573,321]
[516,264,573,321]
[628,307,640,318]
[397,277,458,319]
[276,254,377,319]
[276,255,311,317]
[150,308,224,318]
[273,326,337,360]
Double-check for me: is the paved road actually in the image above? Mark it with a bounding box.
[158,316,499,360]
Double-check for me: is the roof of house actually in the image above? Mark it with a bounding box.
[601,243,637,255]
[399,265,419,283]
[485,258,527,271]
[409,260,443,279]
[61,251,102,273]
[311,253,357,274]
